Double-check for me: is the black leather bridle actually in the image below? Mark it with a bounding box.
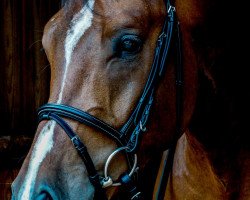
[37,0,182,199]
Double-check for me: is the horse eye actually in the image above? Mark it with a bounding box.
[117,35,142,57]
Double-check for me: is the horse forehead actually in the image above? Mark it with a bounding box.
[42,0,165,61]
[45,0,164,37]
[99,0,150,14]
[64,0,160,21]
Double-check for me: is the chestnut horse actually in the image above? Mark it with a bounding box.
[11,0,250,199]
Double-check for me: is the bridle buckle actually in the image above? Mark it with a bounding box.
[101,177,113,188]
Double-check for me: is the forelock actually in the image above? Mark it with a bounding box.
[61,0,90,7]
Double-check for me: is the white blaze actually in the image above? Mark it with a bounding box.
[19,0,95,199]
[18,121,55,200]
[59,0,95,103]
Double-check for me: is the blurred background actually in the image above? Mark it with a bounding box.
[0,0,60,198]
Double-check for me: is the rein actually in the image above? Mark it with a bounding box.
[37,1,181,199]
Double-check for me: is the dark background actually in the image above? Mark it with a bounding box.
[0,0,60,198]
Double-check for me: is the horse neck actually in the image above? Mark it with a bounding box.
[165,131,226,199]
[165,131,250,200]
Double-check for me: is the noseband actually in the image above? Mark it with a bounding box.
[38,1,182,199]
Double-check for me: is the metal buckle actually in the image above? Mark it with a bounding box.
[168,5,176,14]
[101,177,113,188]
[139,121,147,132]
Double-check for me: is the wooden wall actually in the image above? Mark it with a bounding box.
[0,0,60,138]
[0,0,61,170]
[0,0,61,171]
[0,1,60,198]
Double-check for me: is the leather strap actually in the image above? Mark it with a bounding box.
[39,111,107,199]
[38,104,126,146]
[155,16,183,200]
[120,2,176,153]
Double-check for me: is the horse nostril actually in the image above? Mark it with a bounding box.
[37,192,53,200]
[36,184,59,200]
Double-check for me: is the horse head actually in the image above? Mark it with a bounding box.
[12,0,201,199]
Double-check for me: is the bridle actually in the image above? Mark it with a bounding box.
[37,0,182,199]
[38,1,180,199]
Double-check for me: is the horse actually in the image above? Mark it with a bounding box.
[11,0,250,199]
